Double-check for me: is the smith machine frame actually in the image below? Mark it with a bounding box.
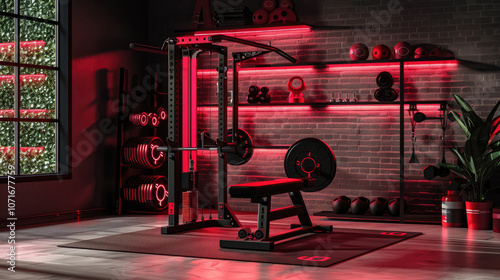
[131,35,297,234]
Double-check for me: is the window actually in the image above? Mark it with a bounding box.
[0,0,70,178]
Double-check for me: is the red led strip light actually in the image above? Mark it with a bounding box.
[197,60,459,75]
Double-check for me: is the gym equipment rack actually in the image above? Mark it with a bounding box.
[129,35,298,233]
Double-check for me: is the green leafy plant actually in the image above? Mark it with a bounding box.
[439,94,500,202]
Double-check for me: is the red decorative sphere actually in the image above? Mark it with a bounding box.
[372,44,391,60]
[349,43,369,61]
[394,41,413,59]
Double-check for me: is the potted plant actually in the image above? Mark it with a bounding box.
[439,94,500,230]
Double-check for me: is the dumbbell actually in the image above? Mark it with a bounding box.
[370,197,388,216]
[247,85,260,104]
[423,165,450,180]
[258,86,271,103]
[332,195,351,214]
[350,196,370,215]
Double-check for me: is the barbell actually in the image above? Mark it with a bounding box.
[128,134,337,192]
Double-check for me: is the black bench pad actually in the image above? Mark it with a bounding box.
[229,178,316,198]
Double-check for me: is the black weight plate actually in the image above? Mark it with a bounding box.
[227,129,254,166]
[376,71,394,89]
[284,138,336,192]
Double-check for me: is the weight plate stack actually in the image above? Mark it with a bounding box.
[129,112,149,126]
[123,175,168,212]
[284,138,337,192]
[123,137,165,169]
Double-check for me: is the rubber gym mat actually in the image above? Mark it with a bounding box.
[59,226,421,267]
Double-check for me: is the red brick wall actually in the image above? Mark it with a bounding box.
[151,0,500,215]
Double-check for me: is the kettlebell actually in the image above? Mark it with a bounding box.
[369,197,388,216]
[332,195,351,214]
[350,196,370,215]
[258,86,271,103]
[388,198,407,216]
[247,85,260,104]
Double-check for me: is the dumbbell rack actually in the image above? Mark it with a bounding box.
[115,67,166,215]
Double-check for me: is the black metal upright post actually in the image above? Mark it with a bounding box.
[399,61,405,223]
[218,50,229,220]
[115,68,127,215]
[167,42,183,226]
[232,60,240,142]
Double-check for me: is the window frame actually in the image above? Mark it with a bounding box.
[0,0,71,182]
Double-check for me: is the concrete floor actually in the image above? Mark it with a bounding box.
[1,214,500,280]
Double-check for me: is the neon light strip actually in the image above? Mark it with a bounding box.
[182,56,191,172]
[190,57,198,170]
[193,25,312,36]
[0,74,47,83]
[198,104,443,112]
[197,60,459,75]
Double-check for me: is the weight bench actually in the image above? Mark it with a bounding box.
[219,178,333,251]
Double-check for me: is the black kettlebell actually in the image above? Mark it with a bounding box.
[350,196,370,215]
[258,86,271,103]
[388,198,407,216]
[247,85,261,104]
[247,93,259,104]
[369,197,388,216]
[332,196,351,214]
[248,85,260,95]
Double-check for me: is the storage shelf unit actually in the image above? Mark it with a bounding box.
[198,55,456,223]
[177,25,460,223]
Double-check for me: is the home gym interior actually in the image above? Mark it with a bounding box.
[1,0,500,279]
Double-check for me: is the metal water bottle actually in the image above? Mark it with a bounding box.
[442,190,466,227]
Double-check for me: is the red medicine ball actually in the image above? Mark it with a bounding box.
[372,44,391,60]
[349,43,369,61]
[262,0,278,11]
[414,47,427,58]
[253,9,269,25]
[394,41,413,59]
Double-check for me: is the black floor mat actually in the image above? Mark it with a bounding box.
[59,226,421,267]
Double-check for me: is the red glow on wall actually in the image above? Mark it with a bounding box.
[0,40,46,51]
[0,74,47,84]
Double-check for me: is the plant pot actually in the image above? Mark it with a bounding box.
[465,201,494,230]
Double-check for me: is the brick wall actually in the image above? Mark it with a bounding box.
[150,0,500,215]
